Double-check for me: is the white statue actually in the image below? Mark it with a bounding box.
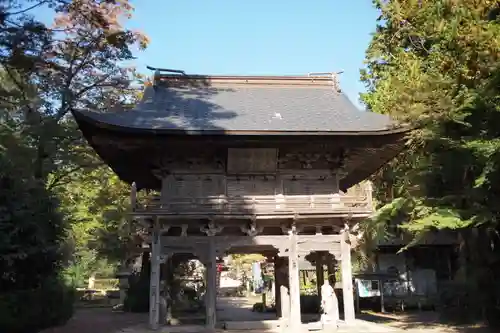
[321,280,338,327]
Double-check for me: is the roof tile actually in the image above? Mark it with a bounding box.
[77,76,397,133]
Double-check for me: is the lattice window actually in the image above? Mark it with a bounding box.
[161,175,224,198]
[227,148,277,174]
[226,176,276,197]
[283,178,335,195]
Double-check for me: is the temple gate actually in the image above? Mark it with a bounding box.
[72,68,409,332]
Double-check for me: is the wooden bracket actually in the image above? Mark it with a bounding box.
[240,219,263,236]
[180,224,188,237]
[200,220,223,236]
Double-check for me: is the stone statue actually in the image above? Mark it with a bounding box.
[321,280,338,328]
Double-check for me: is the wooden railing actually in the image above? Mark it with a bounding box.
[132,192,373,217]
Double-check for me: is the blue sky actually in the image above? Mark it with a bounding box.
[127,0,380,108]
[36,0,380,108]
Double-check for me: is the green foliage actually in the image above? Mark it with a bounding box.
[355,198,407,268]
[0,1,149,331]
[361,0,500,228]
[0,276,75,333]
[0,152,66,290]
[0,137,74,332]
[55,166,143,283]
[361,0,500,325]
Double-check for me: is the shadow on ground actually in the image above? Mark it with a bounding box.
[40,308,147,333]
[358,311,493,333]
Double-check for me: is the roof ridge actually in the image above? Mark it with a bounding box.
[147,66,342,90]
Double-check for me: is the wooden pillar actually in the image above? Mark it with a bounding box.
[274,256,289,318]
[327,257,336,285]
[280,285,290,323]
[315,252,325,297]
[325,253,340,323]
[341,230,355,324]
[130,182,137,211]
[149,219,161,330]
[163,255,174,325]
[274,256,282,317]
[379,278,385,313]
[205,238,217,330]
[288,226,302,331]
[355,279,360,314]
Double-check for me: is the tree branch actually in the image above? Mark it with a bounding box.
[74,72,116,100]
[55,37,99,121]
[6,1,49,16]
[47,162,105,190]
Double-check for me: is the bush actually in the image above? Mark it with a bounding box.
[124,272,150,313]
[0,277,75,333]
[0,154,73,332]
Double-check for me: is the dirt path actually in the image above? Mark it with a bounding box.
[39,303,495,333]
[359,311,494,333]
[40,308,147,333]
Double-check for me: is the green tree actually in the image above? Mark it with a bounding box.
[55,166,147,284]
[361,0,500,325]
[0,0,149,330]
[1,0,148,263]
[1,0,147,182]
[0,143,74,333]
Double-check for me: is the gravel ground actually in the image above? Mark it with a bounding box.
[37,304,495,333]
[359,311,494,333]
[39,308,147,333]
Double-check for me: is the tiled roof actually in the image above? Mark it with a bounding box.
[74,74,399,133]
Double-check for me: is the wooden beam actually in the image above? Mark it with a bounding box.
[297,235,342,256]
[132,212,372,220]
[160,235,291,257]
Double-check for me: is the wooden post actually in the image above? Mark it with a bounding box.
[341,229,355,324]
[288,226,302,331]
[149,218,161,330]
[355,279,360,314]
[316,252,324,298]
[274,256,281,317]
[327,257,336,285]
[205,238,217,330]
[275,256,289,318]
[163,255,174,325]
[380,279,385,313]
[280,285,290,324]
[325,254,340,323]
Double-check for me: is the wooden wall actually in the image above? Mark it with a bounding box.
[159,147,344,199]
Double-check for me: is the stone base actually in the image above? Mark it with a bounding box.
[319,314,338,331]
[222,319,281,330]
